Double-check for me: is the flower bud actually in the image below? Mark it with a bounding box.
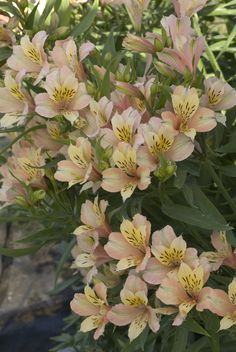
[32,190,46,202]
[154,38,164,52]
[116,82,144,99]
[154,160,177,182]
[50,12,59,29]
[123,33,155,54]
[15,195,29,207]
[154,62,176,79]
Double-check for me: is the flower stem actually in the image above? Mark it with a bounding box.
[205,160,236,215]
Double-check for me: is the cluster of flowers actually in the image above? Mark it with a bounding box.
[0,0,236,343]
[1,1,236,205]
[70,196,236,340]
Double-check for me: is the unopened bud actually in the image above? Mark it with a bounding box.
[154,160,177,182]
[154,62,176,79]
[15,195,28,207]
[123,33,155,54]
[116,81,144,99]
[50,12,59,29]
[32,190,46,202]
[154,38,164,52]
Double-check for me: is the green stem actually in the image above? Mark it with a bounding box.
[0,124,46,156]
[205,161,236,215]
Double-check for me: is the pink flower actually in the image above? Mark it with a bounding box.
[7,31,49,85]
[107,275,160,341]
[54,137,101,187]
[123,0,151,32]
[143,225,199,284]
[70,282,110,339]
[139,117,194,168]
[72,233,110,283]
[51,38,95,81]
[156,262,211,326]
[162,86,216,140]
[157,15,205,75]
[101,142,151,201]
[35,66,91,123]
[201,77,236,111]
[0,70,34,127]
[172,0,208,17]
[100,107,142,148]
[0,24,15,47]
[73,196,111,237]
[197,278,236,330]
[201,231,236,271]
[104,214,151,272]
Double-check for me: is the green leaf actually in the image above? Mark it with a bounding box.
[25,2,39,29]
[174,169,187,189]
[72,0,99,37]
[171,327,188,352]
[0,47,12,62]
[100,68,111,98]
[217,25,236,59]
[0,245,41,257]
[220,165,236,177]
[183,319,210,337]
[55,238,76,283]
[38,0,56,26]
[192,185,227,226]
[122,327,149,352]
[161,203,231,231]
[0,1,23,19]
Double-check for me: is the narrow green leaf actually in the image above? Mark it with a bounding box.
[183,319,210,337]
[220,165,236,177]
[171,327,188,352]
[72,0,99,37]
[25,2,39,29]
[0,245,41,257]
[100,68,111,98]
[0,47,12,62]
[217,25,236,59]
[162,203,231,231]
[55,238,76,283]
[38,0,56,26]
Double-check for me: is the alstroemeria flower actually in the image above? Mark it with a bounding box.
[73,196,110,237]
[140,117,194,167]
[157,15,205,75]
[172,0,208,17]
[5,141,46,189]
[201,231,236,271]
[0,162,26,207]
[7,31,49,85]
[198,278,236,330]
[104,214,151,272]
[54,137,101,187]
[70,282,110,339]
[107,275,160,341]
[76,96,114,138]
[123,0,151,32]
[156,262,210,326]
[0,23,15,47]
[0,70,34,127]
[201,77,236,112]
[143,225,199,284]
[72,233,110,283]
[35,66,91,123]
[100,107,142,148]
[162,86,216,140]
[101,142,151,201]
[51,37,95,81]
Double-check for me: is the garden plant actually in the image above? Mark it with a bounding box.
[0,0,236,351]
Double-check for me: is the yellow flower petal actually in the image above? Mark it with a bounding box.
[178,263,204,296]
[80,315,103,333]
[120,219,146,249]
[228,279,236,306]
[84,286,104,306]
